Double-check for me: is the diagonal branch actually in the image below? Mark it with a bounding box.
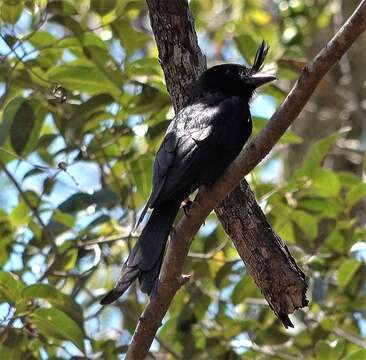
[126,0,366,358]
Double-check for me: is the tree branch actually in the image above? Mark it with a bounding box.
[126,0,366,358]
[0,160,58,253]
[215,179,307,328]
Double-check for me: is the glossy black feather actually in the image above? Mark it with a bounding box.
[100,41,274,304]
[252,41,269,73]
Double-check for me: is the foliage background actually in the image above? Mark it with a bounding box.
[0,0,365,358]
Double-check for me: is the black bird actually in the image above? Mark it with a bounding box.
[100,42,276,304]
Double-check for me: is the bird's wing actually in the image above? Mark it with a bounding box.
[149,97,243,207]
[136,97,244,226]
[135,130,178,228]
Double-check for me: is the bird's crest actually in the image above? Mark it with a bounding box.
[251,41,269,73]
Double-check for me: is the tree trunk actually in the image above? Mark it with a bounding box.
[146,0,307,329]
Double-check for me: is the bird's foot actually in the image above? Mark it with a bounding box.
[183,199,193,216]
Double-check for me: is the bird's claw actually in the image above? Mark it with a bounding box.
[183,199,193,216]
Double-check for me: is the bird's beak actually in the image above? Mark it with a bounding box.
[248,73,277,88]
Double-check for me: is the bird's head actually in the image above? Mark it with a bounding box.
[198,41,276,100]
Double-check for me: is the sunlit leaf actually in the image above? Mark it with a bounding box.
[90,0,116,15]
[346,183,366,206]
[303,132,341,176]
[299,197,343,218]
[129,154,153,199]
[345,350,366,360]
[22,284,83,325]
[47,62,121,96]
[46,0,77,15]
[338,259,361,288]
[311,168,341,197]
[111,18,151,56]
[292,210,318,239]
[0,271,24,304]
[29,307,85,352]
[0,2,23,24]
[315,339,344,360]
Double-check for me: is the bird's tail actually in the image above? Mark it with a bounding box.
[100,200,181,304]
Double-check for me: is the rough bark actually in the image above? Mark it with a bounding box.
[125,0,366,358]
[146,0,206,111]
[216,180,307,328]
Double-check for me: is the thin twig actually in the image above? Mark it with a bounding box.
[0,161,58,253]
[334,327,366,348]
[76,234,137,248]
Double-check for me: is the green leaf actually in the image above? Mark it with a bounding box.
[323,230,344,253]
[70,93,114,130]
[253,117,302,144]
[52,211,75,229]
[47,62,121,95]
[215,262,234,288]
[311,168,341,197]
[29,307,85,352]
[82,44,124,90]
[0,97,25,147]
[345,350,366,360]
[111,18,151,56]
[22,284,83,325]
[127,84,170,115]
[315,341,331,360]
[346,183,366,206]
[303,132,341,176]
[0,271,24,304]
[338,259,361,288]
[0,211,13,267]
[231,282,245,306]
[276,220,295,243]
[129,154,153,199]
[0,98,44,156]
[299,197,343,218]
[125,58,162,77]
[48,14,82,34]
[51,247,78,271]
[320,317,336,331]
[55,189,119,217]
[58,192,95,213]
[292,210,318,239]
[0,328,25,360]
[315,340,344,360]
[0,2,23,24]
[91,188,120,209]
[46,0,78,15]
[10,101,36,155]
[231,276,260,305]
[10,199,30,227]
[191,288,211,321]
[28,31,58,48]
[338,172,361,189]
[272,205,296,243]
[90,0,116,15]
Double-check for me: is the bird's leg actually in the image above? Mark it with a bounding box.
[150,279,160,299]
[182,197,193,216]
